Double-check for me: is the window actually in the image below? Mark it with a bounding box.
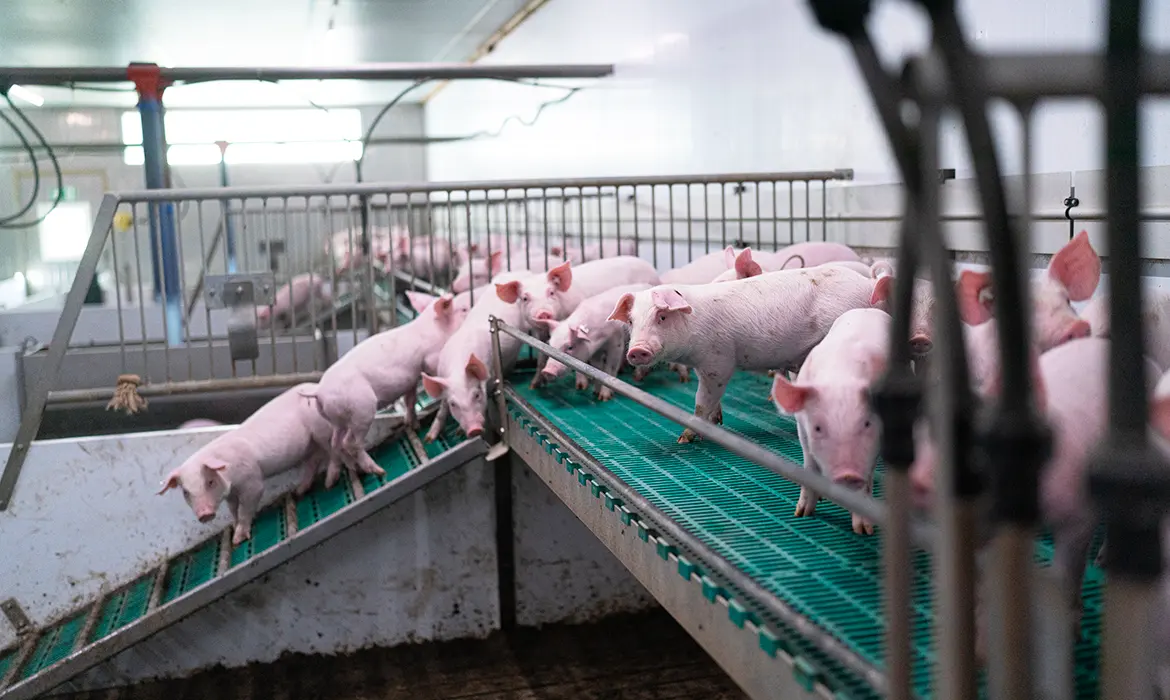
[120,108,364,166]
[38,201,93,263]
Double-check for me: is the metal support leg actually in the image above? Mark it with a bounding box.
[216,141,237,273]
[128,62,181,347]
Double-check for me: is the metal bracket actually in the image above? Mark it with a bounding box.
[203,273,275,309]
[1,599,31,636]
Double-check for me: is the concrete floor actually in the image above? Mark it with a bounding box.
[50,610,747,700]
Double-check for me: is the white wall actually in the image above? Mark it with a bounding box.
[425,0,1170,184]
[0,104,427,285]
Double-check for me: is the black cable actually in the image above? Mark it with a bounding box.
[0,104,39,224]
[0,93,64,230]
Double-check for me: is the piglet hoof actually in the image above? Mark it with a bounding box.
[529,375,546,390]
[295,481,313,497]
[575,376,590,391]
[794,489,818,518]
[677,428,699,444]
[632,367,650,382]
[596,386,614,402]
[671,364,691,382]
[851,515,875,536]
[712,408,723,425]
[232,527,252,547]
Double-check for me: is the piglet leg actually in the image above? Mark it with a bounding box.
[670,363,691,383]
[793,421,820,519]
[296,448,328,496]
[403,386,419,431]
[851,475,875,535]
[425,401,450,443]
[678,366,731,443]
[231,481,264,546]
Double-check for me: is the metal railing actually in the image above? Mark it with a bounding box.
[0,169,851,511]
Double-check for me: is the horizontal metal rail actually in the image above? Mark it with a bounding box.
[503,386,891,696]
[110,170,856,202]
[0,63,615,85]
[44,372,324,406]
[0,437,486,700]
[493,320,938,551]
[908,50,1170,101]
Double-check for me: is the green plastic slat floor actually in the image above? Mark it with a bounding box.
[0,427,462,688]
[510,368,1104,700]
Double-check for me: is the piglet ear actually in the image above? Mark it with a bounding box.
[465,353,490,382]
[495,280,522,304]
[870,275,894,307]
[489,250,505,276]
[405,290,437,313]
[203,459,228,472]
[1048,230,1101,301]
[608,293,635,324]
[575,324,591,339]
[421,373,447,399]
[650,288,693,314]
[735,249,763,279]
[870,260,895,279]
[771,375,813,414]
[956,270,995,325]
[157,472,180,495]
[548,261,573,292]
[431,294,454,317]
[723,246,739,269]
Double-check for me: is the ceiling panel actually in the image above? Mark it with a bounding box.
[0,0,533,107]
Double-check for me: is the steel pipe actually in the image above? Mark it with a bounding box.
[44,372,324,405]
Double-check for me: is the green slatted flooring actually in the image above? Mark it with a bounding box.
[509,367,1104,700]
[0,427,452,694]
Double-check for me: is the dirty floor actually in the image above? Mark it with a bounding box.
[51,610,748,699]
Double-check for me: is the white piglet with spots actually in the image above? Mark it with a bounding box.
[608,266,894,443]
[770,308,891,535]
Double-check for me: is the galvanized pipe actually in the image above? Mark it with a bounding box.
[44,372,324,405]
[0,63,616,85]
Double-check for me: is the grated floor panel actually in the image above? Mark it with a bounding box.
[509,367,1103,700]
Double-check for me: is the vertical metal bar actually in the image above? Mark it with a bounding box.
[173,195,193,381]
[110,208,127,375]
[0,195,119,510]
[736,180,744,247]
[804,180,811,243]
[284,198,298,374]
[703,183,710,256]
[363,195,377,337]
[668,185,676,268]
[578,187,587,261]
[489,316,507,443]
[597,186,606,260]
[650,186,659,268]
[326,198,339,347]
[152,202,172,384]
[346,199,358,351]
[632,186,641,263]
[821,179,829,241]
[262,199,278,375]
[132,204,149,378]
[615,186,623,258]
[788,181,795,245]
[772,180,779,250]
[720,183,727,250]
[542,189,550,270]
[198,202,214,378]
[686,184,693,262]
[754,181,761,250]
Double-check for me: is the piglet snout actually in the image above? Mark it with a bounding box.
[626,344,654,366]
[909,334,933,355]
[197,511,216,523]
[466,426,484,438]
[533,309,555,322]
[1059,319,1092,345]
[833,472,867,490]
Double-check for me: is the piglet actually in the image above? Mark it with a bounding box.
[539,283,688,398]
[711,245,864,283]
[609,266,894,443]
[300,291,471,485]
[178,419,223,430]
[771,308,891,535]
[495,256,661,330]
[451,248,561,293]
[661,248,746,285]
[422,283,526,440]
[390,230,453,282]
[257,273,332,329]
[909,337,1161,635]
[158,382,336,545]
[1079,288,1170,372]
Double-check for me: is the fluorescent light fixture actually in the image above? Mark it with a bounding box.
[9,84,44,107]
[121,107,364,166]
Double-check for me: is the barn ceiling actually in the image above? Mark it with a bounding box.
[0,0,536,107]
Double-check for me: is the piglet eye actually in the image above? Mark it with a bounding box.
[658,314,667,323]
[864,420,872,428]
[207,479,216,488]
[814,425,823,434]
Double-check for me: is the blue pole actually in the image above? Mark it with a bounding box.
[130,63,182,347]
[216,141,238,273]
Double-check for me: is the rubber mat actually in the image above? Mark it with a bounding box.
[509,368,1103,700]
